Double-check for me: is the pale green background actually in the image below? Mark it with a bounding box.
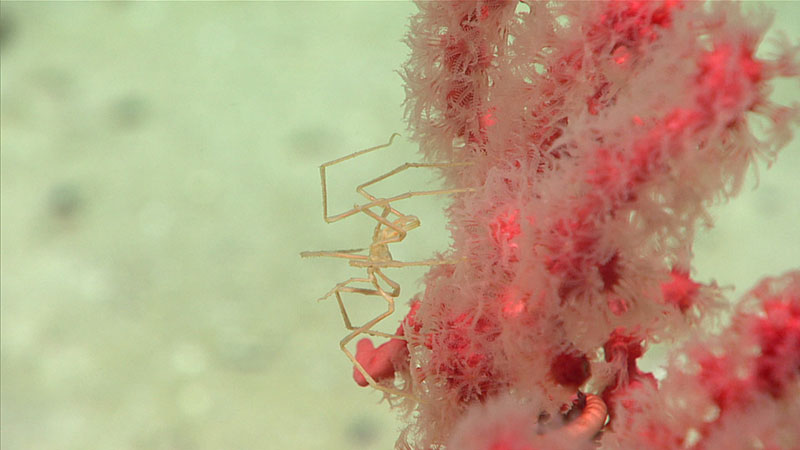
[0,2,797,450]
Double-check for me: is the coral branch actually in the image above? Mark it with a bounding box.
[313,1,799,448]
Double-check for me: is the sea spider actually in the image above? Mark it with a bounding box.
[301,133,472,398]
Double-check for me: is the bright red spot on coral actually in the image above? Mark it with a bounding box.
[695,43,762,117]
[551,350,591,388]
[499,286,529,318]
[612,45,631,65]
[754,295,800,398]
[480,107,497,130]
[489,438,535,450]
[490,209,521,245]
[405,299,423,333]
[739,48,763,84]
[661,269,700,313]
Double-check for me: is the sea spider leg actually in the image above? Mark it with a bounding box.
[337,266,401,337]
[355,160,473,227]
[318,133,473,230]
[338,266,417,400]
[313,250,403,339]
[346,162,474,248]
[315,133,472,266]
[318,133,402,225]
[299,247,367,261]
[313,261,414,398]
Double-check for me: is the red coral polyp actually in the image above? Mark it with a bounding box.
[550,350,591,389]
[754,294,800,398]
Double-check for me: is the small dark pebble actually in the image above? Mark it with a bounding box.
[111,95,148,130]
[0,10,15,49]
[345,416,379,447]
[48,182,83,219]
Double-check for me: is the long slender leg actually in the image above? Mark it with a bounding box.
[319,133,401,224]
[358,187,475,219]
[357,174,474,247]
[300,248,368,260]
[317,276,378,302]
[356,160,473,203]
[333,268,402,337]
[318,135,474,230]
[341,269,403,345]
[349,257,466,269]
[354,160,474,238]
[339,269,416,400]
[321,271,403,340]
[334,291,401,339]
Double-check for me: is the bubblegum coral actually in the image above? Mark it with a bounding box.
[308,1,800,448]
